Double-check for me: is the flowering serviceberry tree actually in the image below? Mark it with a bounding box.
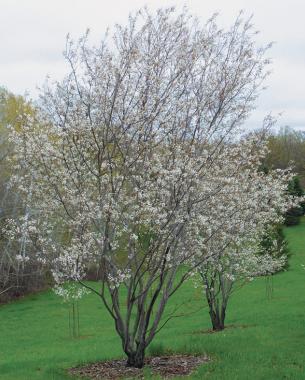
[9,7,276,367]
[0,90,48,301]
[196,132,296,331]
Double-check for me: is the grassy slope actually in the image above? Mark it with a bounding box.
[1,220,305,380]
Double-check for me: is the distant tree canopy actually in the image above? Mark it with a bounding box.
[263,126,305,226]
[284,176,305,226]
[0,88,35,130]
[0,88,47,302]
[0,88,36,182]
[264,126,305,185]
[0,87,36,220]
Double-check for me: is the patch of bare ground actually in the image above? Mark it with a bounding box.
[69,354,209,379]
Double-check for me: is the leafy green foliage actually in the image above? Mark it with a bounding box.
[258,224,289,268]
[262,126,305,226]
[264,126,305,185]
[287,176,304,197]
[285,176,305,226]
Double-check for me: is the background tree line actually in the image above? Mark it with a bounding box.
[263,126,305,225]
[0,88,48,302]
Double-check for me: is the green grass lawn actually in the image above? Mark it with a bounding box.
[1,219,305,380]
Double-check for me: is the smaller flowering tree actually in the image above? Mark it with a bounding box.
[54,283,86,338]
[0,90,47,300]
[196,133,297,331]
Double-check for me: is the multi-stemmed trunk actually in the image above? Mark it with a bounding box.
[126,342,146,368]
[202,271,232,331]
[82,255,188,369]
[208,302,226,331]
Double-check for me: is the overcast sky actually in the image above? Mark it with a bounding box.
[0,0,304,130]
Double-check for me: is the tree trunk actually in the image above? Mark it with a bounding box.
[210,310,224,331]
[209,304,226,331]
[204,273,231,332]
[126,347,145,368]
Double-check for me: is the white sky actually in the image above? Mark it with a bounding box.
[0,0,304,130]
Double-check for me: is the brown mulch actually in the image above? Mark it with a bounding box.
[69,354,209,379]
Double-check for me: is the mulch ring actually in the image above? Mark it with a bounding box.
[69,354,209,379]
[193,324,256,335]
